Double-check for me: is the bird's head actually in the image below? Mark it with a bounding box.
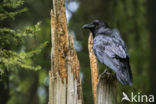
[82,19,111,36]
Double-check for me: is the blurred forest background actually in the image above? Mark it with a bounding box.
[0,0,156,104]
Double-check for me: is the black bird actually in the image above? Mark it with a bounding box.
[83,20,133,86]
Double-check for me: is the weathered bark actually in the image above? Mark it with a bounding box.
[67,35,83,104]
[96,74,117,104]
[49,0,83,104]
[88,34,117,104]
[88,33,98,104]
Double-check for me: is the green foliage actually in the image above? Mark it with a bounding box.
[0,22,48,74]
[0,0,27,21]
[0,0,52,103]
[0,42,48,74]
[0,0,48,74]
[0,1,48,104]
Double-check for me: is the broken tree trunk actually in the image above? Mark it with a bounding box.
[49,0,83,104]
[88,33,99,104]
[88,33,117,104]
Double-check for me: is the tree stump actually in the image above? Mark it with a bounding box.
[49,0,83,104]
[88,33,117,104]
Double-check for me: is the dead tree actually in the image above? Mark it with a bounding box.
[49,0,83,104]
[88,33,99,104]
[88,33,117,104]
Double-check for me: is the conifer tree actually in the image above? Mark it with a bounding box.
[0,0,47,103]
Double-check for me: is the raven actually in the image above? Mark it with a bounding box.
[83,20,133,86]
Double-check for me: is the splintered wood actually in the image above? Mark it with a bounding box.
[51,0,68,82]
[88,33,99,104]
[88,33,117,104]
[67,35,83,104]
[96,75,117,104]
[49,0,82,104]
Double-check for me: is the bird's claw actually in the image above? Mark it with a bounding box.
[99,69,112,80]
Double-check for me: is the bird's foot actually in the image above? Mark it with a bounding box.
[103,69,108,74]
[99,69,112,80]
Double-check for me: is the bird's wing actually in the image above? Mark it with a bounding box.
[93,35,128,59]
[112,29,129,57]
[93,35,132,85]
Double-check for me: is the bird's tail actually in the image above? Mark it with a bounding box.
[116,63,133,86]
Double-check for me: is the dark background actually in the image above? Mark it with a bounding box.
[0,0,156,104]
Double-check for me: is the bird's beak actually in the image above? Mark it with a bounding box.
[82,23,94,29]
